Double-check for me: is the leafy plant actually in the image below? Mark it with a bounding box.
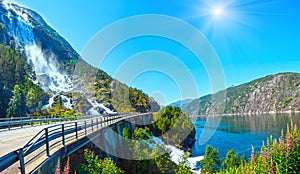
[78,149,124,174]
[200,145,222,173]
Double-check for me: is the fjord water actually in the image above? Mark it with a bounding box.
[192,113,300,159]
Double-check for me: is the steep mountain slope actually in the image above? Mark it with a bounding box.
[183,72,300,115]
[169,99,193,109]
[0,1,159,117]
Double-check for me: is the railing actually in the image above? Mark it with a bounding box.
[0,113,148,174]
[0,114,118,130]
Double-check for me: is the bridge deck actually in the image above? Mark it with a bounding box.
[0,124,61,157]
[0,113,149,174]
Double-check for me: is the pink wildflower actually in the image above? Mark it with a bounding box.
[56,167,60,174]
[266,151,270,160]
[286,150,290,158]
[64,166,70,174]
[287,139,295,148]
[268,158,274,174]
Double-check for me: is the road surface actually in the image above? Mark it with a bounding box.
[0,123,62,157]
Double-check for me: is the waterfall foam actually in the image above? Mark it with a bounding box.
[151,136,203,173]
[24,44,73,92]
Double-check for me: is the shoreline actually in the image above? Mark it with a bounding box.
[192,110,300,117]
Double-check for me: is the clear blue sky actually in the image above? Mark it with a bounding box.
[9,0,300,105]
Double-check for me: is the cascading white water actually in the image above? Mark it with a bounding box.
[24,44,73,92]
[1,0,73,109]
[151,136,203,172]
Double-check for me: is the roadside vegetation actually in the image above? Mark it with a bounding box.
[200,121,300,174]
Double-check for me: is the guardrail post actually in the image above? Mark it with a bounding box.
[75,122,78,139]
[18,148,26,174]
[97,119,99,129]
[20,117,23,128]
[84,121,87,135]
[91,120,94,132]
[45,128,50,156]
[62,124,65,146]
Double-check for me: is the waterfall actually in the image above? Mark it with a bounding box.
[1,1,73,109]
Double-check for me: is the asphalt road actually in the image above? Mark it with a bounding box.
[0,123,61,157]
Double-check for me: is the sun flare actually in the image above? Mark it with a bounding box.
[212,7,223,17]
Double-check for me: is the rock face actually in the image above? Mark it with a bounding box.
[0,1,76,97]
[184,72,300,115]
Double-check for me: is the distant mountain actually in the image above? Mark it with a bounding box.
[183,72,300,115]
[0,1,159,117]
[169,99,193,109]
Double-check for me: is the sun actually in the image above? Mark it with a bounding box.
[212,6,224,18]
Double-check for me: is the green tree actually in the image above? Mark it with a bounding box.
[132,127,150,140]
[201,145,221,173]
[6,85,26,117]
[24,77,48,113]
[26,88,36,109]
[153,106,195,146]
[101,158,124,174]
[222,149,239,170]
[0,44,27,118]
[52,96,63,109]
[79,149,124,174]
[122,128,130,138]
[175,153,192,174]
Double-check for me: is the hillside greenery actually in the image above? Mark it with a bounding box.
[73,60,157,113]
[152,106,196,149]
[0,44,49,117]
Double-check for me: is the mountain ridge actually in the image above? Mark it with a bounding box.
[182,72,300,115]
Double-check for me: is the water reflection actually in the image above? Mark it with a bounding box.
[192,113,300,159]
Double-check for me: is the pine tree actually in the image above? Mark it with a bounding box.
[6,85,26,117]
[201,145,222,173]
[222,149,239,170]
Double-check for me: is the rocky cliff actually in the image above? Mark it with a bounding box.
[183,72,300,115]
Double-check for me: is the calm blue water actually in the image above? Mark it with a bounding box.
[191,113,300,159]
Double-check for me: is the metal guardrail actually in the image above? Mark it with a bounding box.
[0,113,147,174]
[0,114,119,130]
